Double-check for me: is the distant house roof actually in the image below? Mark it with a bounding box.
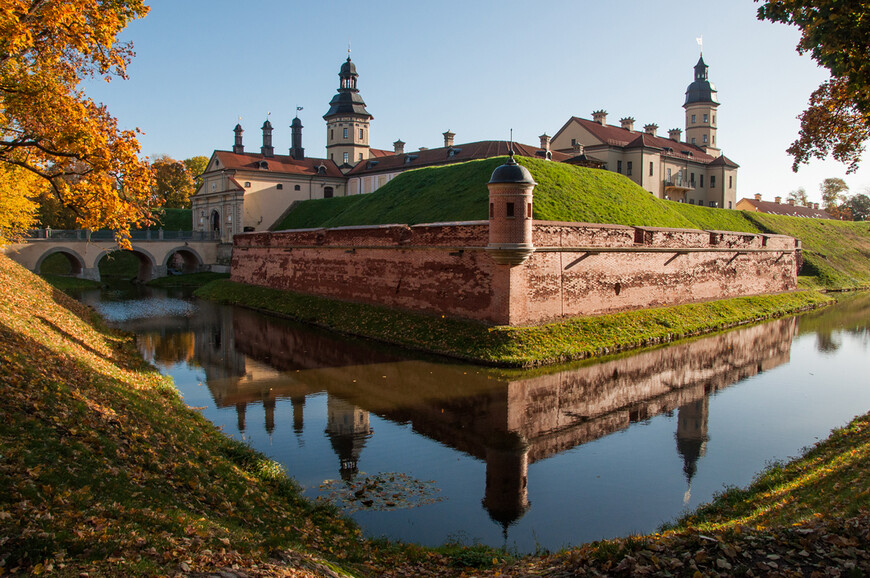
[347,140,569,176]
[553,116,739,167]
[738,198,833,219]
[210,150,345,179]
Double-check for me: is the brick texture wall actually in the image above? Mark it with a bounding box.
[231,220,800,326]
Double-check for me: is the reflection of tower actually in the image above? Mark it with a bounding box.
[675,396,710,503]
[236,402,246,433]
[264,397,275,437]
[482,432,531,539]
[325,397,373,481]
[291,395,306,446]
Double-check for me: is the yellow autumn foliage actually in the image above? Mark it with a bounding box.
[0,0,154,247]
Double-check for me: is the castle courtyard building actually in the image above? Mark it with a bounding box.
[549,55,739,208]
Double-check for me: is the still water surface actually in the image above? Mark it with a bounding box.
[77,287,870,553]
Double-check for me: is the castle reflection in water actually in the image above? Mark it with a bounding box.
[146,302,797,532]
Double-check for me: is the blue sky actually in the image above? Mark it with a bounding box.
[84,0,870,204]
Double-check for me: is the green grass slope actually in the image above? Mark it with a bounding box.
[275,156,707,230]
[744,212,870,289]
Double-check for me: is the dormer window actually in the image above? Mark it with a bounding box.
[447,147,462,158]
[366,160,379,169]
[244,182,251,188]
[259,160,269,169]
[404,155,418,164]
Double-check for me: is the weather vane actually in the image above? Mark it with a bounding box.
[696,35,703,54]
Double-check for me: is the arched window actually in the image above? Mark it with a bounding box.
[211,210,221,233]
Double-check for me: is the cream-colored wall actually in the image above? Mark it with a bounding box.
[326,115,371,167]
[685,103,719,157]
[550,122,603,152]
[347,170,401,195]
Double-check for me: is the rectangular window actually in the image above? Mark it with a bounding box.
[359,128,364,140]
[343,128,348,139]
[691,137,696,145]
[571,138,576,146]
[690,173,695,186]
[649,161,653,177]
[703,134,708,144]
[709,201,716,207]
[703,114,708,123]
[626,161,632,176]
[358,153,363,161]
[710,175,716,188]
[506,202,515,218]
[666,168,672,180]
[489,203,494,218]
[277,183,283,190]
[343,152,349,163]
[527,203,532,219]
[729,176,733,188]
[617,160,622,174]
[700,174,704,188]
[691,114,696,123]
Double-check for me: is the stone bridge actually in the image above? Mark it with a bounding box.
[2,229,228,282]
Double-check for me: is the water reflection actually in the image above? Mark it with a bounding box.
[132,300,800,532]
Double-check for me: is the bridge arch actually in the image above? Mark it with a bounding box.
[163,246,204,274]
[34,248,87,277]
[95,247,159,283]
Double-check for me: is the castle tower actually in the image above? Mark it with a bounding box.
[233,123,244,154]
[290,115,304,160]
[261,119,274,157]
[323,55,372,170]
[683,55,721,157]
[486,151,536,266]
[675,396,710,504]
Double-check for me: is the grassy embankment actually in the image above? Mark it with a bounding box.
[273,156,870,291]
[0,253,382,576]
[4,251,870,576]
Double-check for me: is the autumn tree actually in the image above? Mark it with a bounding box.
[152,155,194,208]
[757,1,870,172]
[787,186,808,206]
[0,0,153,246]
[820,177,849,211]
[183,155,208,195]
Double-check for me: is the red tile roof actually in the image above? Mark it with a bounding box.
[347,141,569,176]
[211,150,345,178]
[556,117,738,167]
[738,198,833,219]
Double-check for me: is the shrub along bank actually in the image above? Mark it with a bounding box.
[4,252,870,577]
[273,156,870,290]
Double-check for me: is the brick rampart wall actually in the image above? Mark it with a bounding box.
[231,220,799,326]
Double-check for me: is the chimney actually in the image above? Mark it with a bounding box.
[787,198,795,206]
[393,139,405,154]
[572,142,584,156]
[668,128,682,142]
[620,117,635,132]
[774,196,782,204]
[290,116,304,160]
[754,193,762,201]
[443,130,455,148]
[261,119,274,157]
[539,133,551,152]
[592,110,607,125]
[233,124,244,154]
[643,123,658,136]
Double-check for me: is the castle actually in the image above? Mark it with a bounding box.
[191,53,739,242]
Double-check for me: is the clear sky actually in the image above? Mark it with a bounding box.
[84,0,870,204]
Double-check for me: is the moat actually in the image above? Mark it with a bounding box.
[75,286,870,553]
